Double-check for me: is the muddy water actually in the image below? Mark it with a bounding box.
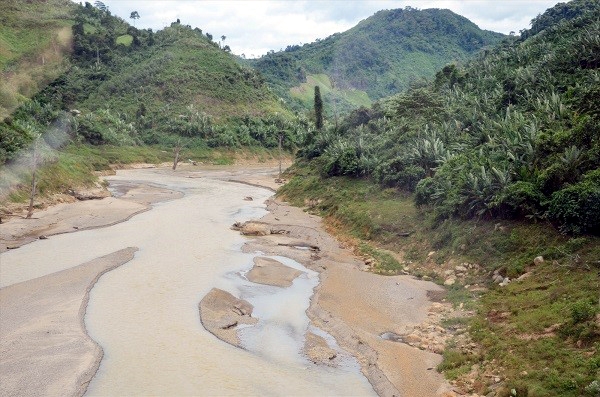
[1,169,375,396]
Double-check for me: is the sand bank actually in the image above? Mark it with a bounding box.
[0,182,181,253]
[0,247,137,397]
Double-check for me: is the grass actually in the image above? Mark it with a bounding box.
[116,34,133,46]
[278,161,600,397]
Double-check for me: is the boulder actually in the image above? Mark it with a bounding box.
[533,256,544,266]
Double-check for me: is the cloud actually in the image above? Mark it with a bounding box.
[87,0,565,57]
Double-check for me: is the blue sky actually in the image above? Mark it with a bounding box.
[84,0,564,57]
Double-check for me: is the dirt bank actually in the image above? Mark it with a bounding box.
[0,247,137,397]
[0,182,181,253]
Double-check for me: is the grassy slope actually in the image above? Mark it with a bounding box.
[0,0,74,118]
[252,7,504,113]
[279,162,599,397]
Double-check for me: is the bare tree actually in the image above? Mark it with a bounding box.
[172,139,183,170]
[26,134,42,219]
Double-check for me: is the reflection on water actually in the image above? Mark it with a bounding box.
[1,169,375,396]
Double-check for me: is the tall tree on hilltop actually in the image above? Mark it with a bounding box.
[314,86,323,130]
[130,11,140,26]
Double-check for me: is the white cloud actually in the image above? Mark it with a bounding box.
[81,0,565,57]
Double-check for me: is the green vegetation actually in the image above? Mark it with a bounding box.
[281,1,600,395]
[299,0,600,236]
[0,1,309,166]
[251,7,504,113]
[0,0,75,118]
[279,160,599,397]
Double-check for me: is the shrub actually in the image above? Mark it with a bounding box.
[415,177,437,206]
[547,175,600,235]
[494,181,546,219]
[375,157,426,191]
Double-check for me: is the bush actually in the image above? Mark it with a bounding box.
[494,181,546,219]
[375,157,426,191]
[325,147,361,176]
[415,177,437,206]
[547,176,600,235]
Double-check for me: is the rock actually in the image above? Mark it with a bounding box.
[246,257,302,287]
[455,265,467,272]
[516,272,532,281]
[499,277,510,287]
[444,277,456,286]
[492,274,504,284]
[38,235,48,240]
[199,288,258,348]
[70,109,81,116]
[429,302,445,313]
[71,187,110,200]
[304,332,338,365]
[533,256,544,266]
[239,222,271,236]
[427,251,436,258]
[403,333,422,345]
[444,269,455,276]
[243,196,253,201]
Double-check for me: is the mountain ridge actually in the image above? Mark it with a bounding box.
[251,7,505,113]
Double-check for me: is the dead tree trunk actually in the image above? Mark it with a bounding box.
[26,137,40,219]
[278,133,283,181]
[172,143,182,170]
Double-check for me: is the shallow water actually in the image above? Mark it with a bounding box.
[0,169,375,396]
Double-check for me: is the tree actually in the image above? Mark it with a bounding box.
[314,86,323,130]
[130,11,140,26]
[221,35,226,48]
[26,133,42,219]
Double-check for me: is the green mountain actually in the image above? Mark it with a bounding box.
[251,7,505,113]
[286,1,599,395]
[1,1,298,162]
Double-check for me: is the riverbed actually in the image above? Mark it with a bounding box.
[0,168,375,396]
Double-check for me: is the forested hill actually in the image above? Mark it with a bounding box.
[1,1,295,162]
[251,7,504,113]
[300,0,600,236]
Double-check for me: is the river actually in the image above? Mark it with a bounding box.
[0,168,375,396]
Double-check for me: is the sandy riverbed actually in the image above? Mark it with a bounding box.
[0,163,454,396]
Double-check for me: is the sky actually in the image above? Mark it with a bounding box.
[82,0,564,58]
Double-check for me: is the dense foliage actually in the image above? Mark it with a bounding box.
[1,1,306,162]
[251,7,504,113]
[300,0,600,235]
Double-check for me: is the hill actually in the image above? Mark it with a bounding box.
[0,1,299,163]
[0,0,75,119]
[288,0,600,395]
[251,7,504,113]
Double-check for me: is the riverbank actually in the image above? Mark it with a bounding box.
[240,198,455,397]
